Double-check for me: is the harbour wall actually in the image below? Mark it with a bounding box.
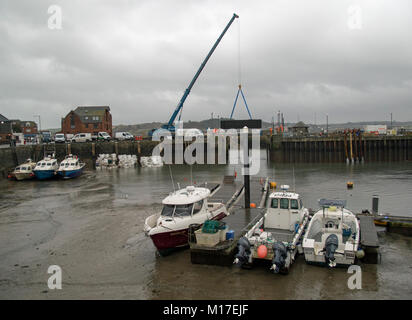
[1,135,411,177]
[269,135,412,163]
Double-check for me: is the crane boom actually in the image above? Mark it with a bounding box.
[155,13,239,134]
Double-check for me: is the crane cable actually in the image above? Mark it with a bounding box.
[237,18,241,86]
[230,18,252,119]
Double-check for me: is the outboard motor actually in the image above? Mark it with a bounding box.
[233,237,251,267]
[271,241,287,273]
[324,234,339,267]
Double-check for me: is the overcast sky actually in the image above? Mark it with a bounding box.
[1,0,411,128]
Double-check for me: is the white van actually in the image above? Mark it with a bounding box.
[115,132,134,141]
[71,133,92,143]
[55,133,66,143]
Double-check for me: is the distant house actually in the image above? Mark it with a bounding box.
[61,106,112,136]
[290,121,309,137]
[0,115,38,143]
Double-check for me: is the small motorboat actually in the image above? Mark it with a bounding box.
[234,185,309,274]
[302,199,360,267]
[144,185,229,256]
[33,156,59,180]
[12,159,36,181]
[57,154,85,179]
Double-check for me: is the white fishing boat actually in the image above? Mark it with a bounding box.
[144,185,228,255]
[234,185,309,274]
[12,159,36,181]
[33,156,59,180]
[57,154,85,179]
[302,199,360,267]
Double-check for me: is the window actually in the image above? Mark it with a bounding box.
[280,198,289,209]
[291,199,299,209]
[193,200,203,214]
[94,123,98,129]
[84,116,89,120]
[271,198,278,208]
[161,205,174,217]
[174,204,193,217]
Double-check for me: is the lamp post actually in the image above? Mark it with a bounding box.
[34,115,41,144]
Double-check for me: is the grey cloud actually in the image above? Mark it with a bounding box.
[0,0,411,128]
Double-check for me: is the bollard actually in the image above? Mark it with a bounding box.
[372,195,379,215]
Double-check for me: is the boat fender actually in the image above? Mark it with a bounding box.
[324,234,339,268]
[271,241,287,273]
[356,248,365,259]
[233,237,251,267]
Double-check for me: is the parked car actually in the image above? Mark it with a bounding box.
[55,133,66,143]
[115,132,134,141]
[71,133,92,143]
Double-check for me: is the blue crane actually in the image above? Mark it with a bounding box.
[149,13,239,137]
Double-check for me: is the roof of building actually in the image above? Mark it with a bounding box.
[74,106,110,117]
[70,106,111,123]
[0,114,9,122]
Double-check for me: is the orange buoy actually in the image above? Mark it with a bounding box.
[270,182,277,189]
[257,245,267,258]
[250,203,256,208]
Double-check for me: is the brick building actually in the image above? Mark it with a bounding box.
[61,106,112,136]
[0,114,10,143]
[0,114,38,143]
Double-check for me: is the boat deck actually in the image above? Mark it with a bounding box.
[263,228,294,243]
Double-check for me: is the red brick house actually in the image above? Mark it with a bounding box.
[61,106,112,136]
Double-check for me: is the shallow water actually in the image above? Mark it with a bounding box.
[0,154,411,299]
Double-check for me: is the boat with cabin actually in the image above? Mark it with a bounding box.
[33,155,59,180]
[12,159,37,181]
[144,185,229,256]
[234,185,309,274]
[57,154,85,179]
[302,199,360,267]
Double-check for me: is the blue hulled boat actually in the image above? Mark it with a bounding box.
[57,154,85,179]
[33,156,59,180]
